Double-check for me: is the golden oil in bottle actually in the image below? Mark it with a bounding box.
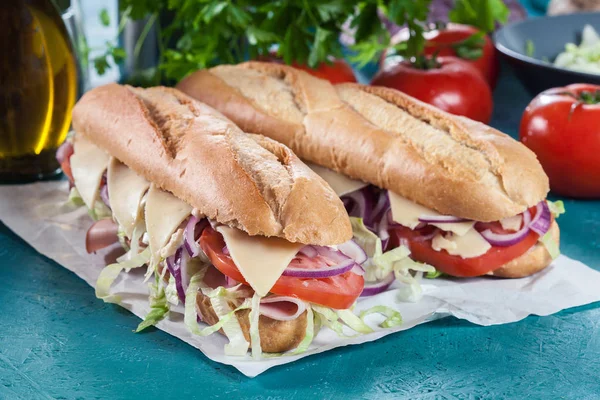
[0,0,77,182]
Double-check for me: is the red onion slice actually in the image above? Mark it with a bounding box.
[361,273,395,297]
[166,247,186,302]
[338,240,367,264]
[184,216,208,257]
[529,201,552,236]
[283,258,355,278]
[259,296,307,321]
[56,140,73,164]
[86,219,119,253]
[298,245,318,258]
[343,189,373,224]
[351,263,365,276]
[419,215,470,223]
[99,184,110,209]
[315,245,351,264]
[480,210,532,247]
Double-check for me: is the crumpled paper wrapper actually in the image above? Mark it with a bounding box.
[1,181,599,377]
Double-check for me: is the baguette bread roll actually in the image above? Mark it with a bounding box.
[177,62,550,222]
[72,84,351,245]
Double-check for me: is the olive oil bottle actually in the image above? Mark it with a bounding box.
[0,0,77,182]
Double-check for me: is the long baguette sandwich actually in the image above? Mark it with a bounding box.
[177,61,563,281]
[57,83,410,356]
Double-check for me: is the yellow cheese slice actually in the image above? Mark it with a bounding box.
[388,191,474,235]
[107,158,150,237]
[145,184,192,256]
[216,226,303,296]
[500,215,522,231]
[431,229,491,259]
[70,135,110,209]
[307,163,368,196]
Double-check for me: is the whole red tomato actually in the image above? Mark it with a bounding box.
[520,84,600,198]
[260,54,356,84]
[371,56,493,123]
[291,59,356,84]
[385,23,498,88]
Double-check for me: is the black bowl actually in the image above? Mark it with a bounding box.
[494,12,600,96]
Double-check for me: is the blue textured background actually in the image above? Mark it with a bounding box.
[2,2,600,399]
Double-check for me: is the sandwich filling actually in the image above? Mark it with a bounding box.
[58,136,415,357]
[307,164,564,280]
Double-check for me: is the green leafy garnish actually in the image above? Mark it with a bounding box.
[449,0,509,34]
[547,200,566,218]
[94,0,435,82]
[540,231,560,260]
[99,8,110,27]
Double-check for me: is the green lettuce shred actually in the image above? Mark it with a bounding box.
[66,187,85,207]
[136,273,169,332]
[349,217,382,258]
[88,200,112,221]
[336,309,374,334]
[96,247,151,303]
[165,275,179,306]
[547,200,566,218]
[249,293,262,360]
[540,230,560,260]
[372,246,411,280]
[425,269,444,279]
[312,305,355,338]
[290,305,315,355]
[359,306,403,328]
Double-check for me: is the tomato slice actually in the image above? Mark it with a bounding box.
[389,207,543,277]
[199,227,364,309]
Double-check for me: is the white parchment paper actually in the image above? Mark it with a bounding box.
[1,181,599,377]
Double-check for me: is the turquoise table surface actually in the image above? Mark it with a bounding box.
[2,8,600,400]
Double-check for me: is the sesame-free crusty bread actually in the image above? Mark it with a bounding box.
[177,62,550,223]
[72,84,351,245]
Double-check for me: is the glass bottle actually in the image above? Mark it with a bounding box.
[0,0,77,182]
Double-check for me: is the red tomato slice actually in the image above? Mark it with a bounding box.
[199,227,364,309]
[389,207,543,277]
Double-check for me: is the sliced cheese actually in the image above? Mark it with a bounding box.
[216,226,303,296]
[307,163,368,196]
[429,221,475,236]
[107,158,150,237]
[70,135,110,209]
[432,229,491,259]
[500,215,523,232]
[145,184,192,256]
[388,191,475,235]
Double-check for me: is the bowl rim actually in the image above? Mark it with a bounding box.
[494,11,600,82]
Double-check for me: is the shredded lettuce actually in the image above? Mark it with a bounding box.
[136,273,169,332]
[96,247,151,303]
[349,217,382,258]
[337,309,373,334]
[117,226,130,252]
[89,200,112,221]
[371,245,411,280]
[290,305,315,355]
[165,275,179,306]
[540,230,560,260]
[203,287,250,356]
[547,200,566,218]
[249,293,262,359]
[360,306,403,328]
[66,187,85,207]
[425,269,444,279]
[312,304,355,338]
[184,270,253,339]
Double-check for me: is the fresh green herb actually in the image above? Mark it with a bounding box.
[526,39,535,57]
[449,0,509,34]
[99,8,110,27]
[453,32,486,60]
[94,0,434,82]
